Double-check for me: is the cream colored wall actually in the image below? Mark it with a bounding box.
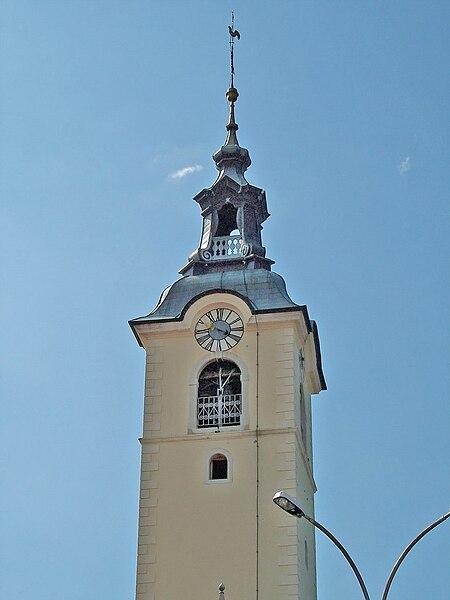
[137,436,258,600]
[134,292,321,600]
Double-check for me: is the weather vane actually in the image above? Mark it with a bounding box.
[228,11,240,88]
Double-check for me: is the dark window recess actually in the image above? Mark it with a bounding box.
[216,204,238,236]
[198,360,241,396]
[210,453,228,480]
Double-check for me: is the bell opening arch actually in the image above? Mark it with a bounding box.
[188,352,250,434]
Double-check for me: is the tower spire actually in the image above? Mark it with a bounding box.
[228,11,240,89]
[225,13,241,147]
[213,16,250,184]
[177,16,273,276]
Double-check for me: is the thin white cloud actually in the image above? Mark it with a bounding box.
[398,156,411,175]
[169,164,203,180]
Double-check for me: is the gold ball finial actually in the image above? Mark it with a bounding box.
[226,87,239,103]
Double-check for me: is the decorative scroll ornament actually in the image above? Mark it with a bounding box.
[200,248,213,261]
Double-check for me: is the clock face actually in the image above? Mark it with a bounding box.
[195,308,244,352]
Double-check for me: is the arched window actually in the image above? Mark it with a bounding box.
[197,360,241,429]
[216,203,238,236]
[209,453,228,480]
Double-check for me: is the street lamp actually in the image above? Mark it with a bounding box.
[380,508,450,600]
[273,491,370,600]
[272,491,450,600]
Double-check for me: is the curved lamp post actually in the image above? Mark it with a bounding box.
[272,491,450,600]
[380,508,450,600]
[273,491,371,600]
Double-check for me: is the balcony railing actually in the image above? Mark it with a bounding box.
[209,235,243,260]
[197,394,242,428]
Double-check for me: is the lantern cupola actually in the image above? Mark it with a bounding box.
[180,82,272,276]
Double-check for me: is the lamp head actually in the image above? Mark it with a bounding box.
[272,491,306,518]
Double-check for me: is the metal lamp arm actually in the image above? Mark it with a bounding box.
[303,513,371,600]
[381,509,450,600]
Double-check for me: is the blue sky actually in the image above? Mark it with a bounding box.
[1,2,449,599]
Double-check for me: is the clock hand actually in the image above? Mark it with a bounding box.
[214,324,229,334]
[221,368,236,390]
[218,366,223,392]
[217,366,224,430]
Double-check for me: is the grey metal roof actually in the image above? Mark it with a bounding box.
[129,268,327,391]
[130,269,302,323]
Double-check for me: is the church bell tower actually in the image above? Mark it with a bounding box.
[129,25,326,600]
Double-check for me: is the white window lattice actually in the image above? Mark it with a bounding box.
[197,394,242,428]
